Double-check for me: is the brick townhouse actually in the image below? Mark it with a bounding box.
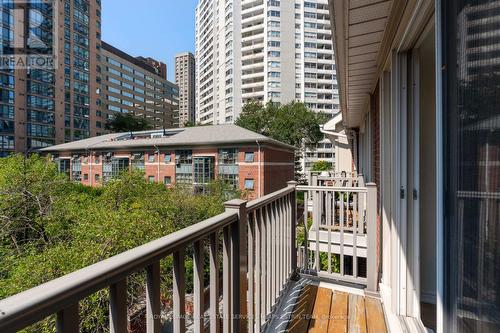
[40,125,295,199]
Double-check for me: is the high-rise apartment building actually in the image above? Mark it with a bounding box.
[136,56,167,80]
[195,0,242,124]
[0,0,101,155]
[100,42,179,130]
[195,0,339,125]
[174,52,196,127]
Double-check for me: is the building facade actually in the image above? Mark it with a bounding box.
[100,42,179,130]
[194,0,339,125]
[195,0,242,124]
[41,124,295,199]
[0,0,101,155]
[174,52,196,127]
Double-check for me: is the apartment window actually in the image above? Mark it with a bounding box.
[103,157,129,182]
[131,153,145,170]
[71,158,82,181]
[193,156,215,193]
[83,174,89,181]
[244,152,254,163]
[175,150,193,185]
[163,176,171,185]
[95,174,100,182]
[219,148,239,189]
[148,176,155,183]
[244,179,254,190]
[164,154,172,163]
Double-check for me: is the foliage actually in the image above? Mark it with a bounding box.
[319,252,340,273]
[105,113,153,132]
[236,101,327,180]
[235,101,327,148]
[0,155,238,332]
[311,160,332,172]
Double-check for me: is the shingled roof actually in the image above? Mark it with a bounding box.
[40,124,295,152]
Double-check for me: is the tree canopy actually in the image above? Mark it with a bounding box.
[105,113,153,132]
[235,101,327,147]
[0,154,238,332]
[311,160,332,172]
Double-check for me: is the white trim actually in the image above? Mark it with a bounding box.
[434,1,444,332]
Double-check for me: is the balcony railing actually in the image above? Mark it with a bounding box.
[297,182,377,292]
[0,180,378,333]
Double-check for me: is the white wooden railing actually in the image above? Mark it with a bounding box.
[296,181,378,292]
[0,183,297,333]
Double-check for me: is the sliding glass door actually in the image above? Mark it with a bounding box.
[442,0,500,331]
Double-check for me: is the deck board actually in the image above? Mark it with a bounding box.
[308,287,332,333]
[365,297,387,333]
[348,294,367,333]
[288,284,318,333]
[286,283,387,333]
[328,291,348,333]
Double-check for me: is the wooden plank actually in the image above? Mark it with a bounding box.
[288,284,318,333]
[308,287,332,333]
[365,297,387,333]
[328,291,348,333]
[348,294,367,333]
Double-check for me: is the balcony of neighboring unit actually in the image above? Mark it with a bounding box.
[241,0,263,10]
[242,80,265,91]
[241,40,265,53]
[242,68,265,79]
[242,61,264,72]
[242,11,265,26]
[0,177,386,333]
[242,22,264,36]
[242,49,265,61]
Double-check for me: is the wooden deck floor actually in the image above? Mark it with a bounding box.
[287,284,387,333]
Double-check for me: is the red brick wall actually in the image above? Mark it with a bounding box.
[62,145,294,198]
[263,147,295,194]
[238,147,262,200]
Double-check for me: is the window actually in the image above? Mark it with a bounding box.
[245,152,254,163]
[148,154,155,162]
[175,150,193,185]
[244,179,254,190]
[164,176,171,185]
[83,174,89,181]
[164,154,172,163]
[148,176,155,183]
[95,174,100,182]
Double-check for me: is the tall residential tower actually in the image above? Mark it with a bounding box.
[174,52,196,126]
[0,0,102,155]
[194,0,339,124]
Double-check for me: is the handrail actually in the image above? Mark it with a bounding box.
[0,211,238,332]
[0,183,300,333]
[246,185,294,211]
[297,185,367,193]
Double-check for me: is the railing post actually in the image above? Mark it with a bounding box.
[109,279,128,333]
[224,199,248,333]
[287,181,298,279]
[56,303,79,333]
[366,183,378,294]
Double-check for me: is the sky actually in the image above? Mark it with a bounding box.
[101,0,198,82]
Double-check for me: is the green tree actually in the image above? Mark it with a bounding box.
[0,155,239,332]
[236,101,326,147]
[105,113,153,132]
[311,160,332,172]
[236,101,327,179]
